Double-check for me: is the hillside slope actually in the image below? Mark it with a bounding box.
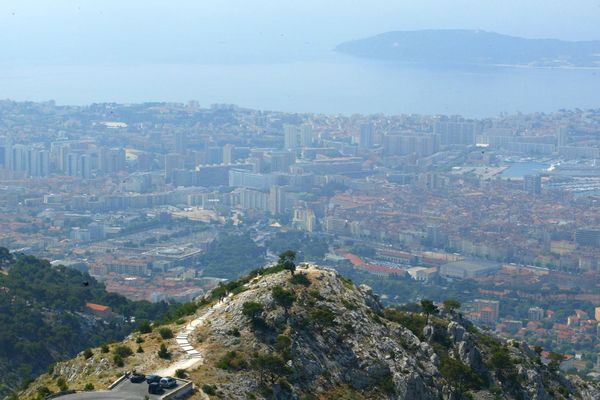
[0,251,175,399]
[336,30,600,68]
[23,265,600,399]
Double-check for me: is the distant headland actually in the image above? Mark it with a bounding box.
[335,29,600,68]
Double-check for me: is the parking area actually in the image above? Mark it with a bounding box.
[57,376,190,399]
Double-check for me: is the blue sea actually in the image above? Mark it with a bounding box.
[1,54,600,117]
[501,162,550,178]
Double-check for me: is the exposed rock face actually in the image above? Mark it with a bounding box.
[202,266,442,399]
[23,265,600,400]
[185,266,599,399]
[447,321,487,378]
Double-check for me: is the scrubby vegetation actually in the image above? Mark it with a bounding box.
[197,233,266,279]
[0,250,179,398]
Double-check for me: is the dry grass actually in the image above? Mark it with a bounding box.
[318,385,368,400]
[19,309,208,399]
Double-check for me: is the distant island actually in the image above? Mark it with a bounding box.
[335,29,600,68]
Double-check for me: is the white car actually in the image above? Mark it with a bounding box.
[159,376,177,389]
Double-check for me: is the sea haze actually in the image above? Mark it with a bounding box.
[2,53,600,118]
[2,1,600,117]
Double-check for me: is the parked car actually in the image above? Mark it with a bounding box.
[148,382,163,394]
[129,372,145,383]
[145,374,162,384]
[159,376,177,389]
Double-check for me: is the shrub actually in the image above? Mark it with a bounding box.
[56,377,68,392]
[340,275,354,288]
[216,350,248,371]
[83,383,94,391]
[137,345,144,353]
[488,347,517,381]
[276,335,292,352]
[202,384,217,395]
[227,328,241,337]
[158,343,171,359]
[343,323,356,334]
[558,386,570,397]
[137,320,152,334]
[83,348,93,359]
[383,308,427,340]
[135,336,144,344]
[377,372,396,395]
[113,354,124,367]
[159,327,174,339]
[290,273,311,286]
[36,386,52,397]
[272,286,296,316]
[278,377,293,392]
[259,264,286,276]
[251,352,289,385]
[440,356,482,394]
[548,352,564,371]
[113,345,133,358]
[308,290,324,300]
[420,299,438,323]
[242,301,264,321]
[101,344,110,353]
[341,299,358,310]
[442,299,461,312]
[175,369,187,378]
[278,250,296,275]
[306,306,336,332]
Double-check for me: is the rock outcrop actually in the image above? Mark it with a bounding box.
[22,265,600,400]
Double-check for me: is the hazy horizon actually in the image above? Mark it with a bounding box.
[2,1,600,116]
[3,1,600,66]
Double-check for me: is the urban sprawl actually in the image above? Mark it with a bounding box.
[1,100,599,379]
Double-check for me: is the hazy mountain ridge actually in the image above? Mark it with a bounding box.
[22,264,600,399]
[335,30,600,68]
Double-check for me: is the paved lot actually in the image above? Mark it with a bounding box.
[57,377,186,399]
[56,298,231,399]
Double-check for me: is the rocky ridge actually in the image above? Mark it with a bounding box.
[22,265,600,399]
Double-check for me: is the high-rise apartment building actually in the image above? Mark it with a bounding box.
[268,185,286,215]
[434,121,477,146]
[473,299,500,324]
[164,153,184,182]
[528,307,545,321]
[99,147,126,175]
[523,174,542,195]
[223,144,235,165]
[359,123,374,148]
[284,124,312,149]
[175,132,187,156]
[270,150,295,172]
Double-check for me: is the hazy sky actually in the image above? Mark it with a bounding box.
[2,0,600,65]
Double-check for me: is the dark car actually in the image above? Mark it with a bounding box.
[129,372,145,383]
[148,382,163,394]
[160,376,177,388]
[146,374,162,384]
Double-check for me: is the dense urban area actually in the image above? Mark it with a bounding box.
[1,99,599,380]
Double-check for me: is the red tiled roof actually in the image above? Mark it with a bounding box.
[85,303,110,312]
